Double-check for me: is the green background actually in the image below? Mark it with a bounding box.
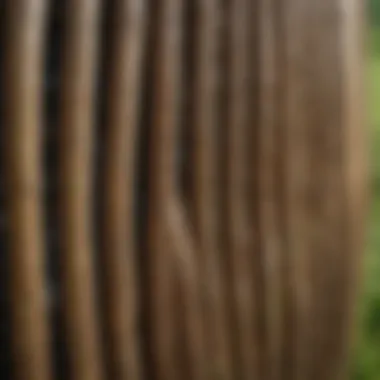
[351,1,380,379]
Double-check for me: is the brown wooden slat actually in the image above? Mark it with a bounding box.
[100,1,147,379]
[190,1,233,379]
[2,1,52,379]
[223,0,258,378]
[57,1,104,379]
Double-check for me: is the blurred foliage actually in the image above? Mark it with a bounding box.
[370,0,380,27]
[351,2,380,379]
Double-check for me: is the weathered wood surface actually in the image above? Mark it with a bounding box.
[0,0,366,379]
[2,1,52,379]
[99,1,146,379]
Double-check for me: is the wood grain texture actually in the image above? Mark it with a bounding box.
[57,1,104,379]
[147,0,184,379]
[2,1,52,379]
[99,1,147,379]
[223,0,258,378]
[190,1,233,379]
[340,2,368,377]
[257,1,284,378]
[280,1,366,379]
[167,198,206,380]
[0,1,366,379]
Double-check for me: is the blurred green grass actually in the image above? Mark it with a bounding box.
[351,28,380,380]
